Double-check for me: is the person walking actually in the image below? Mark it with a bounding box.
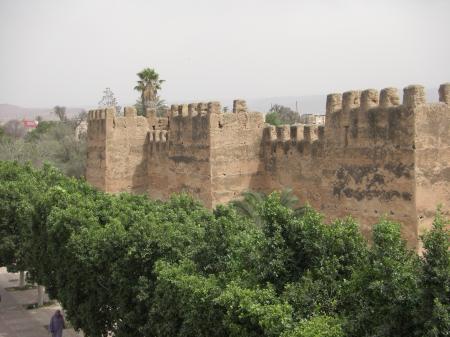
[49,309,65,337]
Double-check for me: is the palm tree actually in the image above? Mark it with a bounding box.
[134,68,165,116]
[232,188,306,226]
[134,95,168,117]
[52,106,67,122]
[232,190,266,227]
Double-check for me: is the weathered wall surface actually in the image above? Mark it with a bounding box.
[86,108,111,190]
[262,87,418,242]
[108,107,149,194]
[210,100,266,206]
[86,83,450,247]
[148,103,214,206]
[414,84,450,237]
[86,107,149,194]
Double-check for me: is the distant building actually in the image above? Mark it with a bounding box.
[299,114,325,125]
[316,115,325,125]
[22,119,38,130]
[75,120,88,139]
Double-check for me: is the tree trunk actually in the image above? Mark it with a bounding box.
[19,271,25,287]
[142,94,146,116]
[37,285,45,306]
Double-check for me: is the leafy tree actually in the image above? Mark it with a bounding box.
[31,122,86,177]
[417,210,450,337]
[0,138,48,166]
[265,111,283,126]
[25,121,58,142]
[232,189,304,227]
[2,119,27,139]
[342,220,421,337]
[151,260,227,337]
[0,162,39,285]
[217,282,294,337]
[134,68,165,116]
[0,161,449,337]
[2,117,86,177]
[266,104,300,125]
[283,315,345,337]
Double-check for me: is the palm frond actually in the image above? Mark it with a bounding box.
[280,188,298,209]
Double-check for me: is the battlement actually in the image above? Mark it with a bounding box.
[169,99,249,119]
[88,108,114,120]
[326,84,449,115]
[148,99,258,156]
[170,101,222,118]
[324,83,450,148]
[438,83,450,104]
[86,82,450,247]
[264,124,323,144]
[149,129,169,142]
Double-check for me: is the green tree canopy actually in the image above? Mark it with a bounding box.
[265,104,301,126]
[0,161,448,337]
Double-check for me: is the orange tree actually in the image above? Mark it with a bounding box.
[0,161,448,337]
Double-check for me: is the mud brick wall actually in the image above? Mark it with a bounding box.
[86,83,450,247]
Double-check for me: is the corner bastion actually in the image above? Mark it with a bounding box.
[86,83,450,247]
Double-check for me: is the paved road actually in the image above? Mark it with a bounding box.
[0,268,82,337]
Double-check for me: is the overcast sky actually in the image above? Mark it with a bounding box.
[0,0,449,108]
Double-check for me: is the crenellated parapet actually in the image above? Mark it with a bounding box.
[86,83,450,247]
[87,106,151,139]
[438,83,450,104]
[264,123,323,141]
[87,107,115,139]
[149,129,169,143]
[323,83,450,148]
[148,128,170,155]
[169,101,223,118]
[145,99,258,158]
[325,84,447,120]
[263,122,324,156]
[168,99,249,119]
[88,84,450,161]
[88,107,115,120]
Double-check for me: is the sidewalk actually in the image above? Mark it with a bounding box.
[0,267,83,337]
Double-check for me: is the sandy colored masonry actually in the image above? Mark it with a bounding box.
[86,83,450,248]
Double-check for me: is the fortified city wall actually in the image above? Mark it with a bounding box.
[86,83,450,247]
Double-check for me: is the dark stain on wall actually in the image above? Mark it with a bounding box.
[180,184,202,194]
[290,125,298,139]
[368,109,387,140]
[282,142,290,154]
[429,167,450,184]
[350,109,359,138]
[384,162,413,178]
[170,156,209,164]
[192,116,209,141]
[333,164,412,202]
[311,142,324,157]
[341,188,394,201]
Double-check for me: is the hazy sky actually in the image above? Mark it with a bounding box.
[0,0,449,108]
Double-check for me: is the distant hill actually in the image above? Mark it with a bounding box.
[0,104,85,123]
